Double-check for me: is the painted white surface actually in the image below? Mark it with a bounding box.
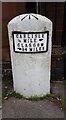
[8,13,52,98]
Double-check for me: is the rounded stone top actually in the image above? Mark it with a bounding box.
[8,13,52,25]
[8,13,52,33]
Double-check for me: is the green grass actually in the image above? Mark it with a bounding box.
[55,93,65,111]
[3,91,23,100]
[27,94,51,101]
[27,92,65,111]
[8,91,23,99]
[3,79,65,111]
[60,98,65,111]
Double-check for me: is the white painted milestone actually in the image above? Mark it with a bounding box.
[8,13,52,98]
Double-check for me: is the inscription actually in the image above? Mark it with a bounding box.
[12,32,49,53]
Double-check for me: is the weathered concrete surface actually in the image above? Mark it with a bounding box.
[0,110,2,120]
[51,81,64,97]
[8,13,52,97]
[2,80,64,118]
[2,97,64,118]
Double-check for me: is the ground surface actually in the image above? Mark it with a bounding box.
[0,79,2,120]
[2,79,65,119]
[3,97,64,118]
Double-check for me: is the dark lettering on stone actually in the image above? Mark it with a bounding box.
[20,34,22,38]
[32,34,33,38]
[37,43,40,47]
[17,43,20,47]
[16,34,18,38]
[22,47,24,51]
[42,47,44,50]
[36,47,38,51]
[30,48,32,51]
[39,47,41,51]
[35,34,37,38]
[25,48,27,51]
[33,43,36,47]
[24,39,26,43]
[21,43,24,47]
[33,48,35,51]
[38,34,41,38]
[41,43,44,46]
[24,34,26,38]
[39,39,43,41]
[28,34,30,38]
[34,39,37,43]
[25,44,28,47]
[42,34,44,38]
[18,39,21,42]
[18,48,21,50]
[30,39,33,43]
[29,43,31,47]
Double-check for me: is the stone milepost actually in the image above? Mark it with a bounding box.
[13,32,48,53]
[8,13,52,97]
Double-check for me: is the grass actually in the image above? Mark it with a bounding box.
[27,92,65,111]
[2,78,65,111]
[9,91,23,99]
[60,98,65,111]
[2,79,23,100]
[3,91,23,100]
[2,78,13,100]
[27,94,51,101]
[55,93,65,111]
[3,86,65,111]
